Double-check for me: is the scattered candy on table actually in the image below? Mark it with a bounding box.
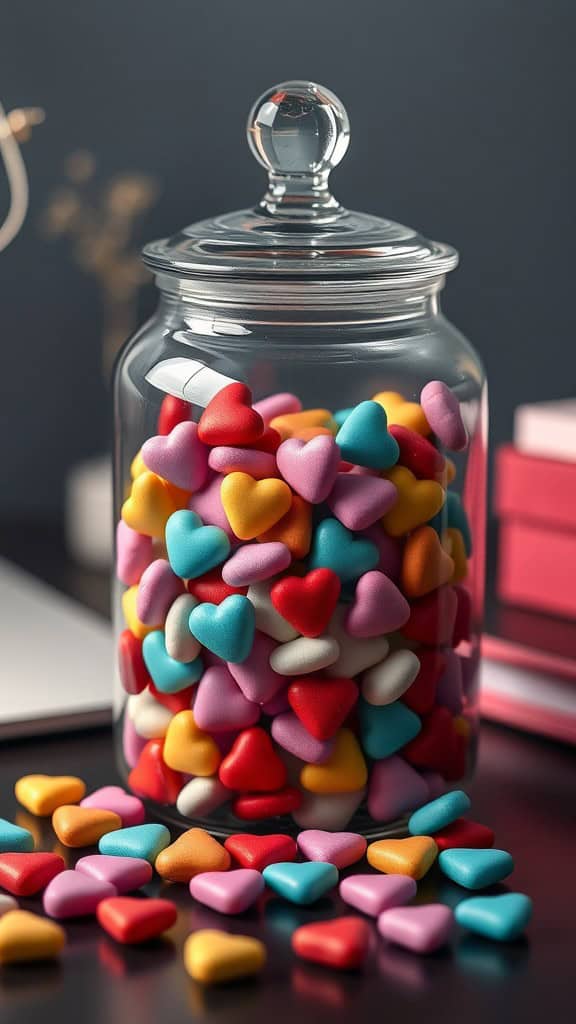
[15,775,86,817]
[292,915,372,970]
[454,893,533,942]
[0,910,66,964]
[184,928,267,985]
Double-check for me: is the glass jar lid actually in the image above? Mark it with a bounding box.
[143,81,458,284]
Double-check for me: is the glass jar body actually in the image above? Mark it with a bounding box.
[113,281,487,837]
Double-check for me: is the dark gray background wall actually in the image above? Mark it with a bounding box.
[1,0,574,520]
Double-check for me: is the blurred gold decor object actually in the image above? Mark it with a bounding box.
[0,102,44,253]
[41,151,160,375]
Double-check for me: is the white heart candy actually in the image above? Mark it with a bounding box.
[127,689,174,739]
[247,581,299,642]
[165,593,200,662]
[269,635,340,676]
[362,649,420,706]
[328,606,389,676]
[176,776,231,818]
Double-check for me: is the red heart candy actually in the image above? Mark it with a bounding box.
[288,677,359,741]
[224,833,298,871]
[118,630,150,695]
[97,896,177,944]
[433,818,495,852]
[270,569,341,638]
[292,916,372,969]
[232,787,302,820]
[157,395,191,436]
[402,586,458,646]
[198,383,264,446]
[402,706,456,773]
[219,728,286,792]
[187,568,247,604]
[0,852,65,896]
[243,426,282,454]
[148,683,194,714]
[402,649,446,715]
[389,425,446,479]
[127,739,183,803]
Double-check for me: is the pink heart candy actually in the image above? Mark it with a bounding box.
[209,446,279,480]
[189,473,236,539]
[327,473,397,530]
[122,714,147,769]
[261,690,291,716]
[142,421,209,492]
[80,785,146,827]
[346,570,410,637]
[377,904,454,953]
[136,559,185,625]
[271,712,335,764]
[76,854,152,893]
[276,435,341,504]
[116,521,153,586]
[420,380,468,452]
[297,829,367,868]
[227,631,286,704]
[222,542,291,587]
[189,868,265,915]
[43,870,117,919]
[340,874,417,917]
[367,755,429,822]
[194,665,261,732]
[253,392,302,423]
[361,525,403,582]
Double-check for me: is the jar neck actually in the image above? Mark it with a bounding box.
[154,273,444,329]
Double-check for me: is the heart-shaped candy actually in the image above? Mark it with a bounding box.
[226,630,286,704]
[118,630,150,694]
[361,650,421,706]
[408,789,471,836]
[433,818,495,852]
[224,833,297,871]
[165,510,230,580]
[43,870,117,919]
[382,466,445,536]
[271,712,335,764]
[136,559,185,625]
[15,774,86,817]
[163,710,221,776]
[194,666,260,732]
[122,471,179,538]
[76,854,153,892]
[257,493,312,559]
[208,445,278,480]
[327,472,397,530]
[142,421,209,492]
[288,676,358,740]
[276,435,340,504]
[378,903,453,952]
[198,382,264,446]
[297,830,367,868]
[116,521,154,586]
[335,400,399,470]
[438,848,513,890]
[367,755,429,823]
[219,727,286,792]
[188,474,236,538]
[221,472,292,540]
[127,739,183,803]
[454,893,532,941]
[189,868,264,915]
[232,788,302,821]
[270,569,341,638]
[253,392,302,423]
[300,729,367,794]
[389,424,446,479]
[246,581,299,642]
[157,394,191,435]
[0,819,33,853]
[222,541,291,587]
[401,525,454,598]
[122,586,158,639]
[142,630,203,693]
[97,896,177,944]
[155,827,231,882]
[0,853,64,896]
[372,391,430,436]
[327,606,390,676]
[270,408,333,440]
[52,806,122,849]
[269,635,340,676]
[99,823,170,863]
[420,380,468,451]
[292,916,371,969]
[359,699,421,760]
[189,594,255,663]
[188,567,246,604]
[309,519,379,583]
[127,688,174,740]
[184,928,266,984]
[340,874,417,917]
[0,910,65,963]
[345,570,410,637]
[80,786,145,827]
[367,836,438,879]
[176,777,231,818]
[262,860,338,905]
[164,593,201,662]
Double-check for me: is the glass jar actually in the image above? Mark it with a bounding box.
[113,81,486,838]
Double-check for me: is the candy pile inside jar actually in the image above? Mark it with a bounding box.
[117,378,474,831]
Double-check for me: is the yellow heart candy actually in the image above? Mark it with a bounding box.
[184,929,266,985]
[0,911,65,963]
[372,391,430,436]
[367,836,438,879]
[382,466,445,537]
[15,774,86,817]
[163,711,221,776]
[52,805,122,848]
[121,585,160,639]
[121,471,178,538]
[221,472,292,541]
[130,449,147,480]
[269,408,335,441]
[300,729,368,794]
[155,827,230,882]
[401,525,455,598]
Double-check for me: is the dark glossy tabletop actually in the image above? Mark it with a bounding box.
[0,524,574,1022]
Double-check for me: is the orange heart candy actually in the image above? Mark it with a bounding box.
[367,836,438,879]
[372,391,430,437]
[121,471,178,538]
[382,466,445,537]
[300,729,368,794]
[162,711,221,776]
[155,827,231,882]
[221,472,292,541]
[401,525,455,598]
[52,805,122,848]
[270,409,335,441]
[257,494,312,559]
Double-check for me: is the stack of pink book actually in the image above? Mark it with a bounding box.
[480,399,576,744]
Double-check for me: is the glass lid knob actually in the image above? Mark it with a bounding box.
[247,80,351,222]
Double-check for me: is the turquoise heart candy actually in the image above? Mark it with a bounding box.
[189,594,255,663]
[0,817,34,853]
[333,406,354,427]
[99,823,171,863]
[335,400,399,470]
[455,892,532,941]
[359,699,421,759]
[309,518,379,583]
[408,790,471,836]
[439,848,514,890]
[165,510,230,580]
[142,630,203,693]
[262,861,339,905]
